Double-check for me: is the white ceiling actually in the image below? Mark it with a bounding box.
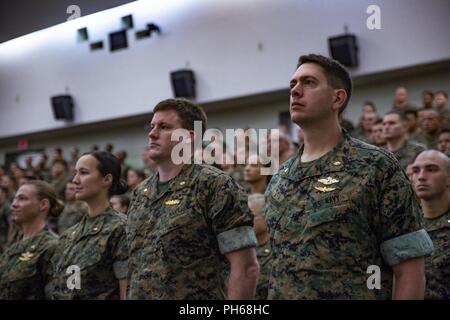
[0,0,135,43]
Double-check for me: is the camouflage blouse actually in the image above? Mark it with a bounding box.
[48,207,128,300]
[127,164,257,300]
[423,210,450,299]
[0,227,58,299]
[264,131,433,299]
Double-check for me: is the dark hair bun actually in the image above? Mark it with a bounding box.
[111,178,128,196]
[49,199,65,218]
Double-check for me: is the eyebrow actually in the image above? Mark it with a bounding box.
[412,164,440,170]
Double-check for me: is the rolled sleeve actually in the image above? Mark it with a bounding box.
[380,229,434,266]
[217,226,257,254]
[113,260,128,279]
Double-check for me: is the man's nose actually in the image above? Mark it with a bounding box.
[291,83,303,97]
[149,127,158,139]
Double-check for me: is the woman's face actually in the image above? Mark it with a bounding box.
[10,184,43,225]
[72,155,110,201]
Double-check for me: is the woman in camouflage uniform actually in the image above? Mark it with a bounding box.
[0,180,62,299]
[49,151,128,300]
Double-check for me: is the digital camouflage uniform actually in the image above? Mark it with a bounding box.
[255,240,271,300]
[414,131,440,150]
[0,201,10,253]
[126,164,257,300]
[423,209,450,299]
[8,222,22,247]
[49,207,128,300]
[57,201,88,234]
[264,131,434,299]
[49,174,70,201]
[390,139,427,170]
[0,227,58,299]
[436,107,450,128]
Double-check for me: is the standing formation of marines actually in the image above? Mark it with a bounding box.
[0,54,448,300]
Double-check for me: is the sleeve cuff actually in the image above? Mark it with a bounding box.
[217,226,257,254]
[380,229,434,266]
[113,260,128,279]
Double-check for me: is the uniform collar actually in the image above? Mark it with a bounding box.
[283,129,351,182]
[6,226,50,256]
[73,206,113,240]
[141,164,198,202]
[424,208,450,232]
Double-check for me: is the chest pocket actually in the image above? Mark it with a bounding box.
[8,255,39,282]
[78,237,109,271]
[306,203,351,229]
[157,190,197,237]
[159,210,193,236]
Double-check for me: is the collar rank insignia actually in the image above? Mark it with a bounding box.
[318,177,339,185]
[315,186,336,193]
[165,199,180,206]
[19,251,34,262]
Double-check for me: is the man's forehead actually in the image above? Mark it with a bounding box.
[383,114,400,122]
[292,63,325,79]
[422,110,439,118]
[151,110,180,123]
[414,155,443,167]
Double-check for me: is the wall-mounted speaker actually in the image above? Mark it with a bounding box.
[51,95,74,121]
[121,15,134,29]
[109,30,128,52]
[328,34,358,67]
[170,69,196,99]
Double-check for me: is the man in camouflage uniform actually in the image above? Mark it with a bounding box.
[353,112,377,143]
[434,90,450,128]
[370,119,386,148]
[415,108,442,149]
[437,127,450,156]
[411,150,450,299]
[264,54,433,299]
[383,111,427,170]
[49,159,70,201]
[127,98,259,299]
[392,86,416,113]
[57,182,88,234]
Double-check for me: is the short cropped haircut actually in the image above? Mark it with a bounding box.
[404,108,418,118]
[153,98,208,135]
[373,119,383,126]
[435,90,448,99]
[384,110,407,122]
[363,101,377,112]
[297,54,352,114]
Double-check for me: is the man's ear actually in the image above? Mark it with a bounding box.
[332,89,347,113]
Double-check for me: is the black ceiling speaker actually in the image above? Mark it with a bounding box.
[109,30,128,52]
[328,34,358,67]
[170,69,196,99]
[51,95,74,121]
